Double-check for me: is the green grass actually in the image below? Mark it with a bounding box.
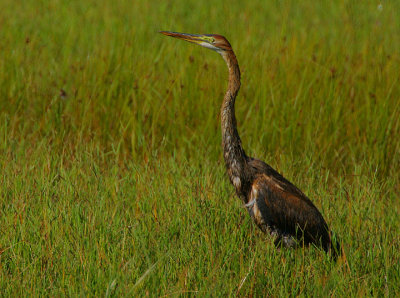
[1,0,400,296]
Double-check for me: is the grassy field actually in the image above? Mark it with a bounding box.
[1,0,399,296]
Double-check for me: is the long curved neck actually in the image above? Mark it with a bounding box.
[220,50,247,183]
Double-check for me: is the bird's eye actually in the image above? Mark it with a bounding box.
[205,36,215,43]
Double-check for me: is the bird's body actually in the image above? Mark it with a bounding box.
[161,31,339,258]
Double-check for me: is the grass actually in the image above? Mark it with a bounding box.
[1,0,399,296]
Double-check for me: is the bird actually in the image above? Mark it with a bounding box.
[160,31,340,259]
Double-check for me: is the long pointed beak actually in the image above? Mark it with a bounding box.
[160,31,209,45]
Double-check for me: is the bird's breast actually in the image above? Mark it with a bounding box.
[246,189,267,228]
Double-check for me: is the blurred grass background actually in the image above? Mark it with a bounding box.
[0,0,399,296]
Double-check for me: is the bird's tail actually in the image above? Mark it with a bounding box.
[327,233,342,261]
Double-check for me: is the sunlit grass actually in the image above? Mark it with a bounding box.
[0,0,399,296]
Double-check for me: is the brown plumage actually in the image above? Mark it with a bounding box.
[161,31,340,259]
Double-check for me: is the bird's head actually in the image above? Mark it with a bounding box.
[160,31,233,53]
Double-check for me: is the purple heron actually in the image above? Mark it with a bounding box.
[161,31,340,259]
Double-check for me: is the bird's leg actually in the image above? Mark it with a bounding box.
[274,233,298,249]
[273,235,283,248]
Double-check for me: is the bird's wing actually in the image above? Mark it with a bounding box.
[248,170,330,246]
